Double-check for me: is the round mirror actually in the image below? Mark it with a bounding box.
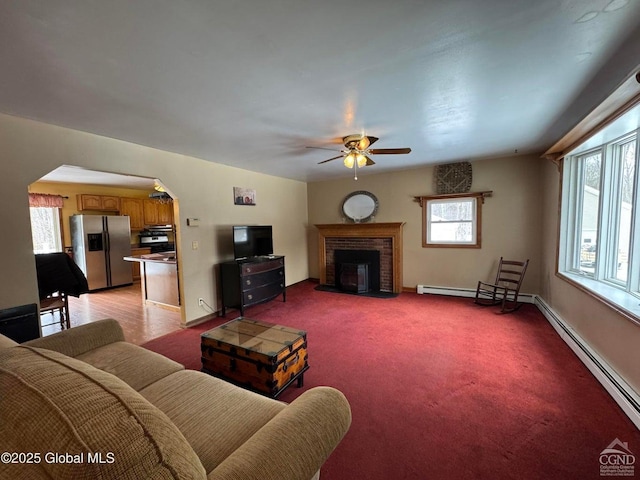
[341,191,379,223]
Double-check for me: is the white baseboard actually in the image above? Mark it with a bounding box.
[184,313,218,328]
[415,284,535,303]
[535,297,640,430]
[415,284,640,429]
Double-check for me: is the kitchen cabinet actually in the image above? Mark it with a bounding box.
[144,199,174,226]
[157,201,173,225]
[120,198,145,230]
[77,194,120,212]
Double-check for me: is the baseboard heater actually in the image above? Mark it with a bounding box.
[416,285,535,303]
[535,297,640,430]
[415,284,640,429]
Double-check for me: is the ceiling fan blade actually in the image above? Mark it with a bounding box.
[317,155,345,164]
[366,136,379,147]
[365,156,375,166]
[368,148,411,155]
[306,146,342,152]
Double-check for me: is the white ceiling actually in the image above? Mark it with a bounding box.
[38,165,158,190]
[2,0,640,185]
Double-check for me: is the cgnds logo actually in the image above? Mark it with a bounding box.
[600,438,635,477]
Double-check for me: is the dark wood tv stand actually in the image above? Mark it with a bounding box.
[219,256,285,316]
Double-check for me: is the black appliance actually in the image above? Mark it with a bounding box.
[139,230,175,253]
[0,303,40,343]
[232,225,273,259]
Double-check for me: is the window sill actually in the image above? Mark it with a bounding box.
[558,271,640,326]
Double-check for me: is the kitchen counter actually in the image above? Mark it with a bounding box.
[123,252,179,310]
[124,251,177,264]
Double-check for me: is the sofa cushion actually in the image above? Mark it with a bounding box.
[24,318,126,358]
[76,341,184,391]
[0,334,18,349]
[0,346,206,480]
[140,370,286,474]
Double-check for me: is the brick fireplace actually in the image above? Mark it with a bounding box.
[315,223,405,293]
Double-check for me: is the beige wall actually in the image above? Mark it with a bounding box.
[308,154,542,294]
[0,113,308,325]
[540,159,640,394]
[5,110,640,400]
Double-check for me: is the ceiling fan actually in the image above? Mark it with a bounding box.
[307,134,411,179]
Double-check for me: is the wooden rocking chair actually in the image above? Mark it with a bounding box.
[475,257,529,313]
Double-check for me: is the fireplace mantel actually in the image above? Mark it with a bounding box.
[315,223,405,293]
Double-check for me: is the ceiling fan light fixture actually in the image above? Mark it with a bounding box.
[310,133,411,173]
[357,136,370,150]
[344,153,355,168]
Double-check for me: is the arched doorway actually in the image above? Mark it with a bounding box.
[28,165,183,344]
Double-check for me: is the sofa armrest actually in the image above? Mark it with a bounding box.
[23,318,125,358]
[208,386,351,480]
[0,334,18,349]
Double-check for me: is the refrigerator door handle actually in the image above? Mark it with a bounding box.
[103,220,112,286]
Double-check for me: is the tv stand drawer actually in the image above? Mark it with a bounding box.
[242,268,284,291]
[243,281,285,306]
[241,257,284,275]
[220,256,286,316]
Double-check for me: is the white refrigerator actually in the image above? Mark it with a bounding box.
[70,215,133,291]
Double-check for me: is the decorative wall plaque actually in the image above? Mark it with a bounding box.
[435,161,472,194]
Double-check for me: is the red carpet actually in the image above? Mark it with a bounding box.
[142,281,640,479]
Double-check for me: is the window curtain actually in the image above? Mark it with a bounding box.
[29,193,64,208]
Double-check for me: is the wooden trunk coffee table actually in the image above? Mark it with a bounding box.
[201,317,309,398]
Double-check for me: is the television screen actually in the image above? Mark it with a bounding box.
[233,225,273,259]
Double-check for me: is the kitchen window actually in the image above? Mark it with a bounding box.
[30,207,63,254]
[28,193,65,254]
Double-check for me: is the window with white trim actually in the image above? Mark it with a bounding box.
[30,206,63,254]
[559,123,639,299]
[421,195,482,248]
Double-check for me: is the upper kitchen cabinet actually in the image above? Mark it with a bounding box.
[120,198,145,230]
[157,201,173,225]
[144,199,174,226]
[77,194,120,212]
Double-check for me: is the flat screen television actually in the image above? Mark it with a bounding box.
[233,225,273,259]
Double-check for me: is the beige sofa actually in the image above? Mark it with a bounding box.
[0,319,351,479]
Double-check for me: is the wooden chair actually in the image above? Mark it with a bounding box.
[475,258,529,313]
[35,252,89,332]
[39,291,70,330]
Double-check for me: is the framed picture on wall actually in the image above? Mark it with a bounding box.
[233,187,256,206]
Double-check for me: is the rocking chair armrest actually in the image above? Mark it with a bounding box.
[476,281,507,293]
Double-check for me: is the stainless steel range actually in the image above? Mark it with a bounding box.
[139,230,175,253]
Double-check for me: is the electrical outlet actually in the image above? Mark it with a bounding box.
[198,298,204,306]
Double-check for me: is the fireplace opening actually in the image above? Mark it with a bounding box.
[335,249,380,293]
[339,263,369,293]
